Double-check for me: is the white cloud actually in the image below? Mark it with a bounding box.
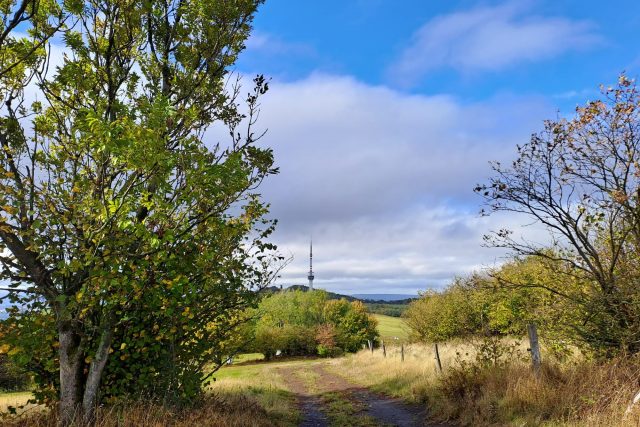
[229,73,556,294]
[388,2,600,86]
[244,31,316,57]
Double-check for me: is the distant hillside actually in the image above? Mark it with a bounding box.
[260,285,416,317]
[262,285,416,304]
[261,284,357,302]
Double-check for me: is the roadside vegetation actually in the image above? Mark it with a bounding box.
[331,341,640,426]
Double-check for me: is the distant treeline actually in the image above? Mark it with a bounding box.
[263,285,415,317]
[365,303,408,317]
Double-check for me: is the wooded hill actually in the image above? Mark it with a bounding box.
[261,285,416,317]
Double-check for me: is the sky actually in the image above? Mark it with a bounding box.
[231,0,640,295]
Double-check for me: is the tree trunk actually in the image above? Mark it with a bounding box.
[58,322,84,427]
[82,319,114,425]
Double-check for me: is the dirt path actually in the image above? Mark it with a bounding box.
[277,362,441,427]
[275,365,329,427]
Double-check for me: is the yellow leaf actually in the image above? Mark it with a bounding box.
[2,205,16,215]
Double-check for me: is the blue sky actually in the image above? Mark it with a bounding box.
[240,0,640,105]
[232,0,640,295]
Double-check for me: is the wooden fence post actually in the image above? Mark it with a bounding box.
[382,340,386,358]
[434,343,443,373]
[401,344,404,362]
[527,323,542,373]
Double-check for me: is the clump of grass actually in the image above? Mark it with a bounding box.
[321,391,377,427]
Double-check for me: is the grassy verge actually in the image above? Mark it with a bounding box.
[328,341,640,426]
[212,359,312,426]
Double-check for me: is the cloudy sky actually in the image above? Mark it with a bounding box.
[232,0,640,295]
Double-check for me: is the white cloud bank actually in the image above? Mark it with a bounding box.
[239,73,555,294]
[389,2,600,86]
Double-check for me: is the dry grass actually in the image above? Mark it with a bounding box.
[1,394,279,426]
[327,339,491,400]
[328,341,640,426]
[211,358,309,426]
[0,359,307,426]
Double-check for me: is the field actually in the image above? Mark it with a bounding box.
[0,391,35,415]
[373,313,410,343]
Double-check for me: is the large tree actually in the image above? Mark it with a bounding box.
[0,0,279,424]
[476,75,640,355]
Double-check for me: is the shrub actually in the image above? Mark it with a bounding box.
[324,299,378,352]
[315,324,341,357]
[404,279,484,342]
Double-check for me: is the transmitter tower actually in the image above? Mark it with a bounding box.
[307,240,314,290]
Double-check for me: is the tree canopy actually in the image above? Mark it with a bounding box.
[0,0,280,424]
[477,75,640,356]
